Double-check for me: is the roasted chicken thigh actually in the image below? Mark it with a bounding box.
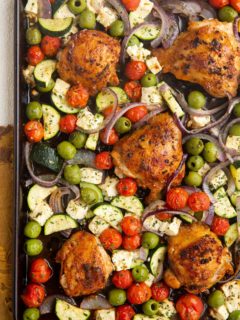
[152,19,240,98]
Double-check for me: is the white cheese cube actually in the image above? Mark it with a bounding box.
[86,0,105,13]
[127,44,151,62]
[99,176,119,201]
[165,217,182,236]
[141,86,162,105]
[29,201,54,226]
[209,305,229,320]
[97,6,118,27]
[158,299,177,318]
[66,199,89,220]
[226,136,240,153]
[143,216,181,236]
[146,57,162,74]
[188,115,211,129]
[209,169,228,191]
[221,280,240,313]
[198,163,211,177]
[112,249,146,271]
[25,0,38,14]
[144,273,155,287]
[129,0,153,27]
[95,309,116,320]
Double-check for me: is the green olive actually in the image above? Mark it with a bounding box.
[23,308,40,320]
[24,221,42,239]
[184,171,202,187]
[36,79,55,93]
[218,6,238,22]
[187,155,205,171]
[141,73,158,87]
[110,20,124,37]
[26,28,42,45]
[132,264,149,282]
[142,232,160,249]
[202,142,218,163]
[187,91,206,109]
[57,141,77,160]
[24,239,43,256]
[69,131,87,148]
[229,311,240,320]
[68,0,86,14]
[115,117,132,134]
[185,137,204,156]
[233,103,240,118]
[142,299,160,316]
[127,35,140,47]
[207,290,225,308]
[78,9,96,29]
[26,101,42,120]
[64,164,81,185]
[108,289,127,306]
[229,124,240,136]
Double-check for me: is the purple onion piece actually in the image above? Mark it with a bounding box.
[142,208,197,223]
[139,246,149,261]
[80,294,112,310]
[234,17,240,42]
[166,154,188,192]
[49,187,72,213]
[61,229,73,238]
[38,0,52,18]
[132,107,166,130]
[204,205,215,226]
[105,0,130,35]
[40,295,76,314]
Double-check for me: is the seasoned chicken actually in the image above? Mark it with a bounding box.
[112,113,184,203]
[57,30,120,96]
[152,19,240,98]
[56,231,113,297]
[164,222,233,294]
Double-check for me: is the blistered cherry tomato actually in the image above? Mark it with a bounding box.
[66,84,89,108]
[117,178,137,196]
[166,188,189,210]
[122,234,141,250]
[29,258,52,283]
[112,270,134,289]
[230,0,240,11]
[121,0,141,11]
[21,283,45,308]
[121,216,141,236]
[125,106,148,123]
[124,81,142,101]
[60,115,77,134]
[187,192,210,212]
[151,282,170,302]
[24,120,44,143]
[99,228,122,251]
[41,35,61,57]
[211,216,230,236]
[116,304,136,320]
[125,61,147,81]
[100,128,119,145]
[156,212,172,221]
[27,46,44,66]
[127,283,151,304]
[176,294,204,320]
[95,151,113,170]
[209,0,229,8]
[102,106,121,118]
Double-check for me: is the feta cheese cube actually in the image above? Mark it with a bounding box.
[99,176,119,201]
[226,135,240,153]
[209,169,228,191]
[95,309,116,320]
[127,44,151,62]
[29,201,54,226]
[146,57,162,74]
[112,249,146,271]
[129,0,154,27]
[143,216,181,236]
[141,86,162,105]
[188,115,211,129]
[221,280,240,313]
[144,273,155,287]
[165,217,182,236]
[158,299,177,318]
[209,305,229,320]
[198,163,211,177]
[66,199,89,220]
[25,0,38,15]
[97,6,118,28]
[86,0,105,14]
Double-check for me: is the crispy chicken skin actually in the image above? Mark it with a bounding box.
[164,222,233,294]
[57,30,120,96]
[56,231,113,297]
[112,113,184,203]
[152,19,240,98]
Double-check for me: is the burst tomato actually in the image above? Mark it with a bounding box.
[176,294,204,320]
[230,0,240,11]
[125,106,148,123]
[99,228,122,251]
[41,35,61,57]
[121,0,141,11]
[116,305,136,320]
[102,106,121,118]
[156,212,172,221]
[187,192,210,212]
[151,282,170,302]
[95,151,113,170]
[27,46,44,66]
[29,258,52,283]
[125,61,147,81]
[21,283,46,308]
[112,270,134,289]
[66,84,89,108]
[122,234,141,250]
[59,115,77,134]
[127,283,151,304]
[121,216,141,236]
[166,188,189,210]
[117,178,137,196]
[124,81,142,101]
[24,120,44,143]
[209,0,229,8]
[100,128,119,145]
[211,216,230,236]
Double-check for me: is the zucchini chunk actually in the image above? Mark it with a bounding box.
[39,17,73,37]
[42,104,60,140]
[55,299,90,320]
[34,59,56,88]
[44,214,78,235]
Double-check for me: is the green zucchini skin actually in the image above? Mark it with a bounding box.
[39,17,73,37]
[31,143,63,172]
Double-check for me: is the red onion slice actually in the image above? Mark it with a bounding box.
[38,0,52,18]
[142,209,197,223]
[203,205,215,226]
[49,187,71,213]
[234,17,240,41]
[80,294,112,310]
[40,295,76,314]
[236,196,240,239]
[139,246,149,261]
[105,0,130,35]
[132,107,166,130]
[166,154,188,192]
[143,200,166,220]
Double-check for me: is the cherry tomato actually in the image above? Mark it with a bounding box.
[230,0,240,11]
[117,178,137,196]
[176,294,204,320]
[100,128,119,145]
[116,305,136,320]
[151,282,170,302]
[95,151,113,170]
[66,84,89,108]
[29,258,52,283]
[187,192,210,212]
[49,0,55,3]
[122,234,141,250]
[166,188,189,210]
[125,61,147,81]
[41,35,61,57]
[112,270,134,289]
[125,106,148,123]
[156,212,172,221]
[121,0,141,11]
[59,115,77,134]
[121,216,141,236]
[209,0,229,7]
[99,228,122,251]
[127,283,151,304]
[124,81,142,102]
[24,120,44,143]
[102,106,121,118]
[211,216,230,236]
[21,283,46,308]
[27,46,44,66]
